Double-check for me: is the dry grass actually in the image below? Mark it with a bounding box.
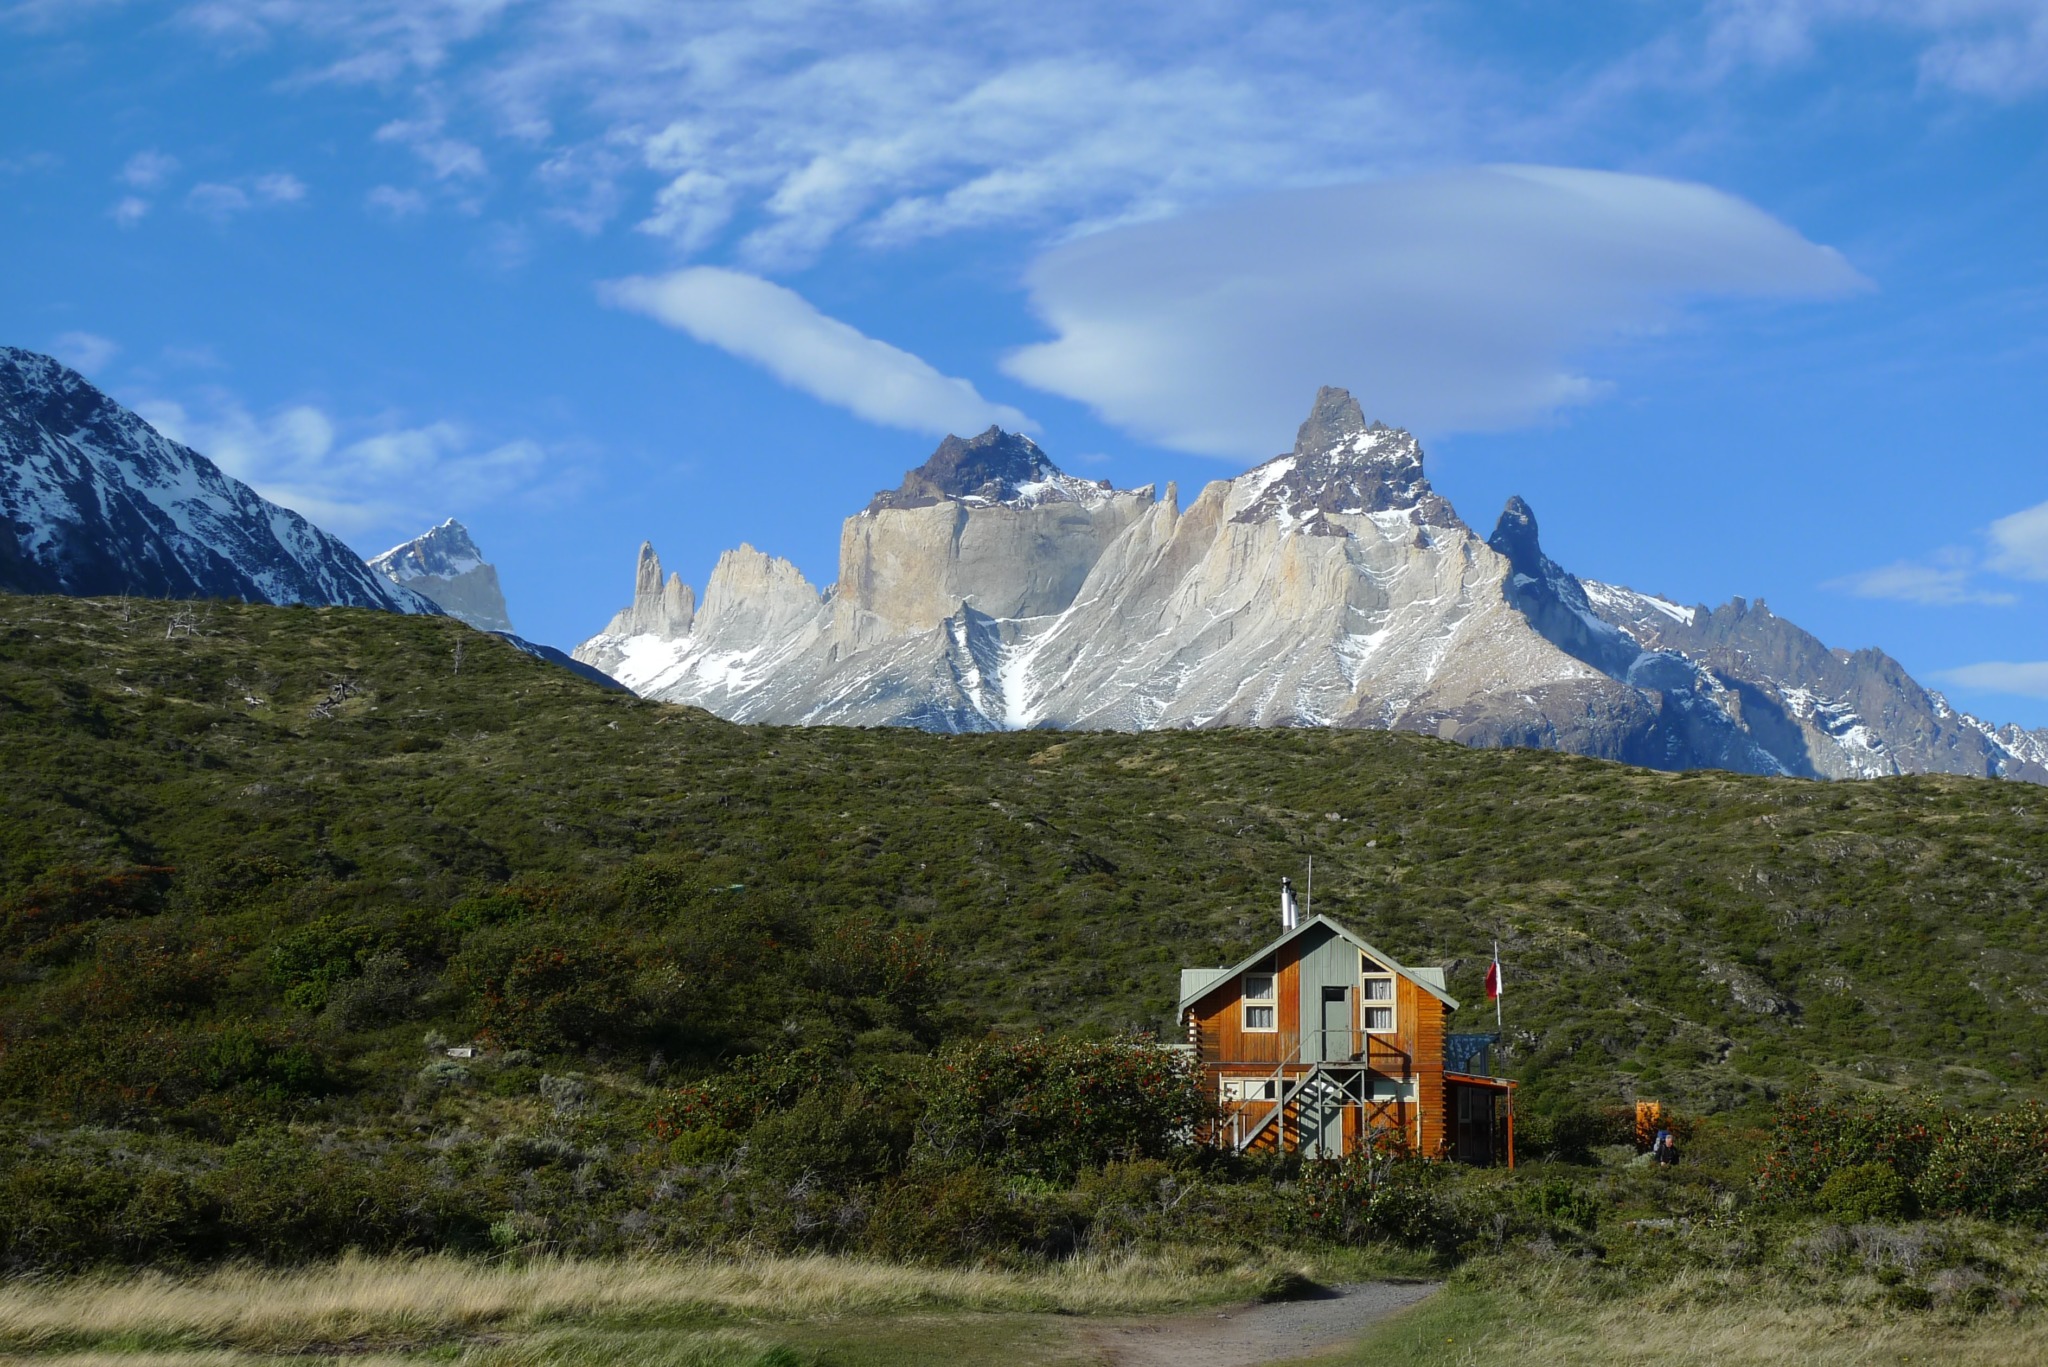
[1339,1264,2048,1367]
[1477,1300,2048,1367]
[0,1250,1281,1355]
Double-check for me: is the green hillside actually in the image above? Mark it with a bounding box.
[3,592,2045,1124]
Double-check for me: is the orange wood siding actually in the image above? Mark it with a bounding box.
[1407,981,1449,1156]
[1189,938,1304,1065]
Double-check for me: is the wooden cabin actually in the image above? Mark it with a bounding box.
[1178,914,1514,1164]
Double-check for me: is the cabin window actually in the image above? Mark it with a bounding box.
[1361,957,1397,1033]
[1221,1077,1278,1103]
[1242,972,1277,1031]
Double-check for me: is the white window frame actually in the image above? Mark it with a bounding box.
[1241,969,1278,1033]
[1360,956,1398,1035]
[1221,1077,1278,1103]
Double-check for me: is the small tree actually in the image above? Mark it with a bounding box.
[918,1035,1212,1180]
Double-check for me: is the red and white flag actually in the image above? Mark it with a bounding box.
[1484,950,1503,1001]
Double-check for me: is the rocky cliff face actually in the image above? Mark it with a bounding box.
[0,347,434,615]
[575,387,2046,783]
[368,519,514,632]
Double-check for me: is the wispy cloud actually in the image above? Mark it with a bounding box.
[375,112,487,181]
[119,148,179,188]
[160,2,1469,267]
[142,1,2046,275]
[366,184,428,218]
[134,387,548,535]
[1824,553,2018,606]
[1987,499,2048,580]
[111,195,150,227]
[50,331,119,374]
[601,267,1033,437]
[1935,661,2048,701]
[1707,0,2048,100]
[1829,492,2048,605]
[184,172,307,221]
[1003,166,1866,454]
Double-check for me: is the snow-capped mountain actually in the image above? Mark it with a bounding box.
[577,386,2048,783]
[369,518,514,632]
[0,347,434,614]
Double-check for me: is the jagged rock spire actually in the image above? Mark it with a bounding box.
[1487,496,1543,580]
[603,541,694,640]
[866,426,1110,513]
[1232,386,1462,531]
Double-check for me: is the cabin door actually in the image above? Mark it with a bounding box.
[1453,1086,1497,1165]
[1318,985,1352,1063]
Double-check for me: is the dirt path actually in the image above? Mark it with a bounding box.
[1080,1281,1438,1367]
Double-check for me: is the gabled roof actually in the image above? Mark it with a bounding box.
[1177,914,1461,1013]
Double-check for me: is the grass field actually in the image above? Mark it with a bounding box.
[6,1249,2048,1367]
[0,1250,1342,1366]
[1339,1279,2048,1367]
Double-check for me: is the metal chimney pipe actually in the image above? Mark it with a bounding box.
[1280,876,1298,930]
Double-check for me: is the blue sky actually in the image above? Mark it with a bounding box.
[3,0,2046,724]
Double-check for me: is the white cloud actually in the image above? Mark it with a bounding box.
[148,1,2044,276]
[119,149,179,188]
[186,183,251,218]
[1001,166,1867,455]
[1988,499,2048,580]
[1936,661,2048,701]
[1827,494,2048,605]
[1824,554,2018,606]
[184,172,307,220]
[601,267,1033,437]
[1708,0,2048,100]
[134,388,547,535]
[111,195,150,227]
[164,2,1466,267]
[252,171,307,202]
[366,184,428,217]
[50,331,119,373]
[376,113,487,180]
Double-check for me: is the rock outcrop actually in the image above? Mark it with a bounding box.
[574,387,2048,783]
[368,519,514,632]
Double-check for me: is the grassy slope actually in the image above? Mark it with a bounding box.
[3,593,2048,1114]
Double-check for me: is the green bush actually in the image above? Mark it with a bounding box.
[917,1036,1210,1181]
[1815,1162,1912,1221]
[746,1085,914,1187]
[864,1168,1083,1263]
[1524,1177,1602,1231]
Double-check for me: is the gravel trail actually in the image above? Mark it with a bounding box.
[1081,1280,1439,1366]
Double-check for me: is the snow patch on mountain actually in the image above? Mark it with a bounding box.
[367,518,513,632]
[0,346,435,615]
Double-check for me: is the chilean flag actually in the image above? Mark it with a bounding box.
[1484,949,1503,1001]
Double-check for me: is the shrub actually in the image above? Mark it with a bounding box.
[1297,1150,1463,1252]
[1524,1176,1601,1231]
[453,923,638,1052]
[1816,1162,1912,1222]
[746,1085,914,1187]
[1755,1091,1939,1206]
[864,1167,1083,1263]
[918,1035,1211,1181]
[1914,1108,2048,1224]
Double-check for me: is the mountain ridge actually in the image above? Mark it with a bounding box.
[578,388,2048,783]
[0,347,437,615]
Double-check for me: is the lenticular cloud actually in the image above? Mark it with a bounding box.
[1003,165,1870,456]
[602,267,1033,438]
